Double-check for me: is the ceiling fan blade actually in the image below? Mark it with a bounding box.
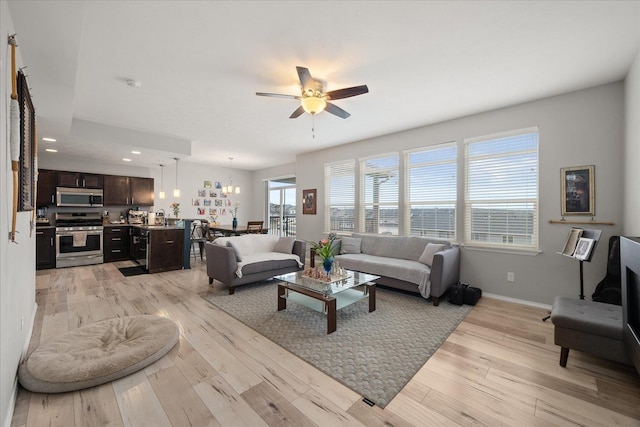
[325,85,369,100]
[289,106,305,119]
[296,66,313,90]
[256,92,300,100]
[325,102,351,119]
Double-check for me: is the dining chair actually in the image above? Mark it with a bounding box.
[246,221,264,234]
[190,221,208,261]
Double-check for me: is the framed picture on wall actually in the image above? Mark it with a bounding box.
[561,165,594,216]
[302,189,317,215]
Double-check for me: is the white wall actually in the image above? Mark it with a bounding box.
[1,2,37,425]
[296,82,625,305]
[149,161,253,226]
[624,49,640,235]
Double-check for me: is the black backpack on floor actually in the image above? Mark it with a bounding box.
[447,284,466,305]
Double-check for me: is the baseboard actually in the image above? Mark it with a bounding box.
[483,292,552,310]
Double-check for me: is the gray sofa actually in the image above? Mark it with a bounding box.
[334,233,460,305]
[205,235,305,294]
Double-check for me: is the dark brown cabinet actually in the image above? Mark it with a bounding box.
[35,227,55,270]
[148,229,183,273]
[104,226,130,262]
[104,175,130,206]
[104,175,154,206]
[57,171,103,189]
[36,169,57,206]
[130,177,154,206]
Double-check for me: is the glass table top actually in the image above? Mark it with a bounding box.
[275,270,379,297]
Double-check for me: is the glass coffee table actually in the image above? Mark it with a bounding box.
[275,270,379,334]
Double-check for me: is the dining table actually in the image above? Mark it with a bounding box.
[208,224,268,237]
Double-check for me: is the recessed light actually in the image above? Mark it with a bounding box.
[42,137,56,142]
[45,148,58,153]
[123,158,132,162]
[131,150,141,155]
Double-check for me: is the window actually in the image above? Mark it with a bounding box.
[361,154,399,235]
[406,142,457,239]
[325,160,356,233]
[464,128,539,250]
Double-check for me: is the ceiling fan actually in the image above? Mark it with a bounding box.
[256,66,369,119]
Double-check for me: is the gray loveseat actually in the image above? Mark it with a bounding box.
[333,233,460,305]
[205,234,306,294]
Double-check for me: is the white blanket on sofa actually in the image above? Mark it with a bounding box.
[235,252,303,278]
[336,253,432,298]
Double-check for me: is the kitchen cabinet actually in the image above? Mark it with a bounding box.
[104,226,130,262]
[104,175,154,206]
[35,227,55,270]
[130,177,154,206]
[148,229,183,273]
[104,175,130,205]
[57,171,103,189]
[36,169,57,206]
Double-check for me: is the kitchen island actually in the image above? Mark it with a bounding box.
[129,224,184,274]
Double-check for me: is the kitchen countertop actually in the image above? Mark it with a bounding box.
[131,224,185,230]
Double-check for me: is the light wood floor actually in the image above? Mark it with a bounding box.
[11,260,640,426]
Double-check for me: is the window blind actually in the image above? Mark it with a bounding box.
[361,154,399,235]
[325,160,356,233]
[406,142,457,239]
[464,128,539,250]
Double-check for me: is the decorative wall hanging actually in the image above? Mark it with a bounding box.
[18,69,35,213]
[302,189,317,215]
[561,165,594,216]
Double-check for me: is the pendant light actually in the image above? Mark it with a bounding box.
[222,157,240,195]
[173,157,180,197]
[159,164,166,199]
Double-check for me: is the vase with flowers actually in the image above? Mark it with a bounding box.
[231,202,239,229]
[170,202,180,218]
[307,235,338,278]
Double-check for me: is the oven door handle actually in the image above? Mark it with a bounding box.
[57,231,103,237]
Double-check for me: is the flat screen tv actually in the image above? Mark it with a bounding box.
[620,236,640,374]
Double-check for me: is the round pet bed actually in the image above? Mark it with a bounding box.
[18,315,179,393]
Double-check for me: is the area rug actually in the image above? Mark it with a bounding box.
[118,266,147,277]
[201,282,473,407]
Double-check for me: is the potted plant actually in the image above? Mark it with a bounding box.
[170,202,180,218]
[307,235,338,277]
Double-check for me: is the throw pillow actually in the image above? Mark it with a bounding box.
[227,241,243,262]
[274,236,295,254]
[340,237,362,255]
[418,243,445,267]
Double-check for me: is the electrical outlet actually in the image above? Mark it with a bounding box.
[507,272,515,282]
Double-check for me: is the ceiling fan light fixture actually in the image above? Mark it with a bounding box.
[301,96,326,115]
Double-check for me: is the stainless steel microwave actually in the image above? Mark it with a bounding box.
[56,187,104,207]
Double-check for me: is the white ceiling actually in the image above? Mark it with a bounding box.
[7,1,640,171]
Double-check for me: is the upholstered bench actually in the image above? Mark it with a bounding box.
[551,296,629,367]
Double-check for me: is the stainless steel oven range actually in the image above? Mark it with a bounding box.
[55,213,104,268]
